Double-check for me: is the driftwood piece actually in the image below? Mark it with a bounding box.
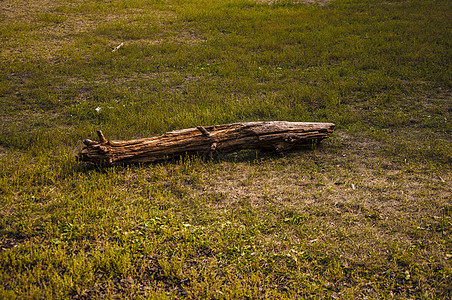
[76,121,335,166]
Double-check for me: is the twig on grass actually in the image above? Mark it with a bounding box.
[112,42,124,52]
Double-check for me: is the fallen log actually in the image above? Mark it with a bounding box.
[76,121,335,166]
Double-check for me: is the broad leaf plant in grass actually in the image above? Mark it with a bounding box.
[0,0,451,298]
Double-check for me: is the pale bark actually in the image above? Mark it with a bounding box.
[76,121,335,166]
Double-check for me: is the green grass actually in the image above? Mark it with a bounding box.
[0,0,451,298]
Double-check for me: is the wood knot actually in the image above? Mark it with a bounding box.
[92,144,109,153]
[284,135,297,143]
[98,146,109,154]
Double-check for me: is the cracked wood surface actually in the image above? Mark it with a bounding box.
[76,121,335,166]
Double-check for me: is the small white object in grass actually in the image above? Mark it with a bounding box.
[112,42,124,52]
[95,106,101,113]
[404,270,410,280]
[351,183,356,190]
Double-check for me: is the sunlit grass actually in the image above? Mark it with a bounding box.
[0,0,451,298]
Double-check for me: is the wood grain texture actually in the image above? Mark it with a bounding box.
[76,121,335,166]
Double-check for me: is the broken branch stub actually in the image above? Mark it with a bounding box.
[76,121,335,166]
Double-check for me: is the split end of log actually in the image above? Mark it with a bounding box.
[76,130,110,164]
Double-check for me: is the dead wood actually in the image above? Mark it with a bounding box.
[76,121,335,166]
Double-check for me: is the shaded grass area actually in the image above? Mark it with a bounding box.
[0,0,451,298]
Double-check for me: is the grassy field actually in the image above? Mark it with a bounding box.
[0,0,451,298]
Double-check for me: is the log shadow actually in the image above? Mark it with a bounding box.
[73,139,325,174]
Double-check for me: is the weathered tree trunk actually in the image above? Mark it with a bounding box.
[76,121,335,166]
